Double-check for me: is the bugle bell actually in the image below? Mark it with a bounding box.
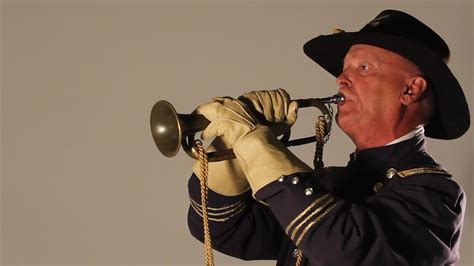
[150,94,344,162]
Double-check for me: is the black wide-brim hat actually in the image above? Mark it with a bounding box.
[304,9,470,140]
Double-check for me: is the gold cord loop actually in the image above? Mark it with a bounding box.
[295,249,304,266]
[313,115,328,172]
[296,115,330,266]
[194,140,215,266]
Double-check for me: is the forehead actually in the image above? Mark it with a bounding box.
[344,44,415,65]
[343,44,421,73]
[344,44,394,62]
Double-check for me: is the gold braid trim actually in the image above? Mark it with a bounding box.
[190,197,244,212]
[290,197,336,240]
[295,202,339,246]
[285,194,331,234]
[190,199,246,222]
[291,200,340,266]
[397,167,450,178]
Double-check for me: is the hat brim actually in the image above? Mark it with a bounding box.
[304,32,470,140]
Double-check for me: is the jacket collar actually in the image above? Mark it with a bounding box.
[348,132,428,178]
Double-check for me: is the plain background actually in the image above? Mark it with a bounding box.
[1,0,472,265]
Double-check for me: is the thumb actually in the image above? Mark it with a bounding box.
[201,121,220,140]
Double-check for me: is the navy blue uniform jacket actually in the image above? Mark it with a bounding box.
[187,135,465,265]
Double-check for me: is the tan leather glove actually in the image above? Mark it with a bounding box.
[197,97,258,144]
[192,137,249,196]
[238,88,298,137]
[233,126,312,195]
[191,97,258,196]
[194,96,311,196]
[192,90,300,196]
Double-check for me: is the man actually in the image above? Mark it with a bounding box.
[187,10,470,265]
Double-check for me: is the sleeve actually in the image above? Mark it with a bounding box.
[187,173,285,260]
[254,171,465,266]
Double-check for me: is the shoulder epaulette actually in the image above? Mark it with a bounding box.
[393,167,450,178]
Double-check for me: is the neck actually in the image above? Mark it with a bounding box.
[352,123,423,151]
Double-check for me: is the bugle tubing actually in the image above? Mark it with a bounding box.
[150,94,344,162]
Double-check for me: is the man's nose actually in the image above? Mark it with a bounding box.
[336,71,352,88]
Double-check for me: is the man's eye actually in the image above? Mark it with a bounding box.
[359,64,369,71]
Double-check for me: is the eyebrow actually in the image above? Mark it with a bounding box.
[342,52,380,67]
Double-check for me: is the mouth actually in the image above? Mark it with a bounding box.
[336,93,346,106]
[337,92,346,105]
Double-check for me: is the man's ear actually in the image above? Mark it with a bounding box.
[400,76,428,105]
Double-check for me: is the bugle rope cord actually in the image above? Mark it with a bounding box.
[194,140,215,266]
[193,107,333,266]
[150,92,344,265]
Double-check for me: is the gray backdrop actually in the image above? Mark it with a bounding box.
[2,1,472,265]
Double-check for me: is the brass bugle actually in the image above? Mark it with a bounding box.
[150,94,344,162]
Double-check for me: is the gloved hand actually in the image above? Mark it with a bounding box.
[233,127,312,195]
[235,89,310,194]
[195,96,312,196]
[191,97,258,196]
[238,88,298,137]
[192,137,249,196]
[196,97,259,145]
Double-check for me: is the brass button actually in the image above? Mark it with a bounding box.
[332,28,345,34]
[304,188,314,196]
[373,182,384,192]
[386,168,398,179]
[291,177,300,185]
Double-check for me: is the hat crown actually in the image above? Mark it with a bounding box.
[360,10,450,63]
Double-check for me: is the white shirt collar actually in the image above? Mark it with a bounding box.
[352,126,424,161]
[386,126,424,146]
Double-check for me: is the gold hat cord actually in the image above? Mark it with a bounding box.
[193,115,329,266]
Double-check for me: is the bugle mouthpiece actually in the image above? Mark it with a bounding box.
[318,94,345,104]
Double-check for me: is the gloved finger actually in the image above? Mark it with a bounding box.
[201,120,223,140]
[239,89,290,123]
[194,101,223,122]
[238,91,265,118]
[286,100,299,126]
[210,97,255,120]
[253,91,273,122]
[217,98,259,125]
[211,96,234,103]
[194,96,234,116]
[272,88,291,122]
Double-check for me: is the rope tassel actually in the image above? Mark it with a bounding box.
[313,116,328,172]
[194,140,215,266]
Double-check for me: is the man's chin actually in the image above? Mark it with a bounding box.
[335,112,345,130]
[335,112,354,134]
[335,110,349,124]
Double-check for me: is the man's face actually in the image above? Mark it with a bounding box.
[335,44,419,140]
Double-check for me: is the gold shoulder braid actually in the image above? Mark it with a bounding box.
[396,167,450,178]
[374,166,451,192]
